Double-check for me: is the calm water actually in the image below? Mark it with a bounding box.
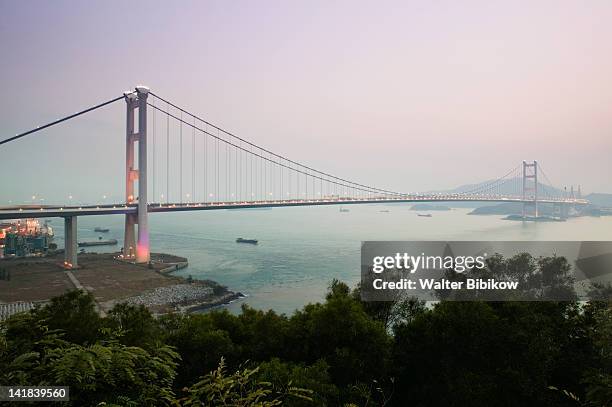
[53,205,612,314]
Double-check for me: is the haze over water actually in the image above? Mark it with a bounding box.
[56,205,612,315]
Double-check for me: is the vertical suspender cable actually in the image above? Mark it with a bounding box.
[152,97,156,203]
[226,137,229,201]
[204,123,207,202]
[192,117,195,202]
[180,111,183,204]
[215,128,219,200]
[166,105,170,204]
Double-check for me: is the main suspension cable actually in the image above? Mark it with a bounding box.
[1,94,128,146]
[148,102,396,197]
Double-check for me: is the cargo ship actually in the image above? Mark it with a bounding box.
[94,227,110,233]
[236,238,258,245]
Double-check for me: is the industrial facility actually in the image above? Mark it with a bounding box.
[0,219,54,258]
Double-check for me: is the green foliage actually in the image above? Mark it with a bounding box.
[582,303,612,406]
[351,281,426,331]
[106,303,162,349]
[37,289,102,344]
[440,253,578,301]
[0,254,609,406]
[286,280,391,390]
[160,312,239,389]
[46,340,179,406]
[181,357,312,406]
[257,358,338,406]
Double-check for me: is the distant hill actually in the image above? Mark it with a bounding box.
[424,178,566,209]
[468,203,522,215]
[421,179,608,212]
[434,177,565,197]
[584,193,612,207]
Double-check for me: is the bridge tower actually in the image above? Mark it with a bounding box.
[123,86,150,263]
[522,160,538,219]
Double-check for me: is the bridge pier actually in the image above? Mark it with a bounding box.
[123,213,136,259]
[63,216,77,268]
[553,202,569,219]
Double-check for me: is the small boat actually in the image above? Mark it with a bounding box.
[339,207,350,213]
[78,238,118,247]
[379,209,390,213]
[94,227,110,233]
[236,238,258,245]
[417,214,432,217]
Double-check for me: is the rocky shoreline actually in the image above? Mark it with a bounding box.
[123,281,245,314]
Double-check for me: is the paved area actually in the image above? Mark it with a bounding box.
[0,252,186,304]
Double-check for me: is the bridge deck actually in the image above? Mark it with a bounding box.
[0,197,589,220]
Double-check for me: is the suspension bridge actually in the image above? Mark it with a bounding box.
[0,86,588,268]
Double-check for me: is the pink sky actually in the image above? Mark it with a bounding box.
[1,0,611,202]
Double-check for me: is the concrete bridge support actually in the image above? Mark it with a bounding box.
[522,160,538,219]
[123,86,150,263]
[553,202,570,219]
[136,86,149,263]
[63,216,77,268]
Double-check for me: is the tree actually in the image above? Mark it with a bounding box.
[36,290,102,345]
[583,303,612,406]
[0,310,180,406]
[285,280,391,395]
[160,313,238,389]
[106,303,162,349]
[351,282,425,331]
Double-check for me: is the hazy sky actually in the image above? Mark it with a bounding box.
[1,0,611,203]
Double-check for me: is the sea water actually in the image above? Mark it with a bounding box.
[55,204,612,315]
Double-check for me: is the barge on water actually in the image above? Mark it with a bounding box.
[78,238,118,247]
[236,238,258,245]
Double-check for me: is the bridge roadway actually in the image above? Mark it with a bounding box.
[0,196,589,221]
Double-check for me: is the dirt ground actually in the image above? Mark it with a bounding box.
[0,252,187,304]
